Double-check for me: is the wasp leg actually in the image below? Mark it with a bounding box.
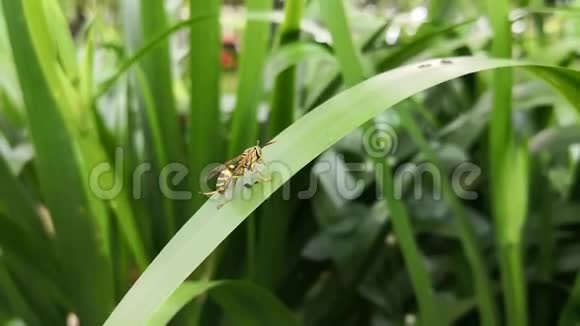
[256,171,272,182]
[200,190,218,196]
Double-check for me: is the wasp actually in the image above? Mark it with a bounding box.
[201,140,275,208]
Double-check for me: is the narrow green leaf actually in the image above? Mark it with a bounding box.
[3,1,114,323]
[148,281,218,325]
[486,0,528,324]
[376,20,475,72]
[318,0,366,86]
[398,107,498,325]
[306,18,472,111]
[229,0,272,155]
[2,251,67,325]
[497,141,529,245]
[139,0,182,165]
[96,15,213,99]
[79,22,95,109]
[104,58,580,326]
[138,0,182,241]
[0,216,55,281]
[29,0,147,274]
[560,275,580,325]
[266,42,336,83]
[268,0,305,135]
[109,181,150,271]
[189,0,222,212]
[0,91,26,131]
[79,22,148,270]
[148,281,298,326]
[134,67,176,242]
[256,0,305,288]
[428,0,456,23]
[304,15,391,110]
[43,0,78,82]
[210,281,298,326]
[0,156,57,280]
[79,24,149,272]
[0,154,46,238]
[226,0,272,282]
[377,157,443,325]
[0,259,41,326]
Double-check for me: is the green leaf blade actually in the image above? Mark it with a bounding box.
[2,0,114,323]
[104,57,580,325]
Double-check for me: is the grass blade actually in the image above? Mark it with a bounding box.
[376,20,475,72]
[96,15,213,99]
[82,22,149,271]
[486,1,528,325]
[139,0,182,165]
[318,5,442,321]
[2,0,114,323]
[138,0,182,241]
[377,157,443,325]
[268,0,305,135]
[181,1,222,321]
[318,0,366,86]
[148,281,298,326]
[42,0,78,82]
[398,106,498,325]
[256,0,305,288]
[266,42,335,84]
[134,67,176,242]
[0,156,58,280]
[428,0,454,23]
[560,275,580,325]
[189,1,222,212]
[228,0,272,155]
[104,57,580,325]
[0,259,40,326]
[306,18,472,110]
[226,0,272,281]
[2,251,67,325]
[0,153,47,238]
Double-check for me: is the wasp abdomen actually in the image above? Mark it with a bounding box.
[217,169,233,193]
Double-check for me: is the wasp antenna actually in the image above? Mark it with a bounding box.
[265,139,276,147]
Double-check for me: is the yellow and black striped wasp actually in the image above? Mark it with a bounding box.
[201,140,275,208]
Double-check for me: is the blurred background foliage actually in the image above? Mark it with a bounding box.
[1,0,580,325]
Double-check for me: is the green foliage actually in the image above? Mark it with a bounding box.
[189,1,222,213]
[486,1,527,325]
[149,281,298,326]
[1,1,580,325]
[2,0,114,324]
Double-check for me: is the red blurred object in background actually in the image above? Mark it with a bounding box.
[221,35,239,71]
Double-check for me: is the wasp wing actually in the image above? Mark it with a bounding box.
[206,155,244,180]
[206,164,227,180]
[224,155,245,169]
